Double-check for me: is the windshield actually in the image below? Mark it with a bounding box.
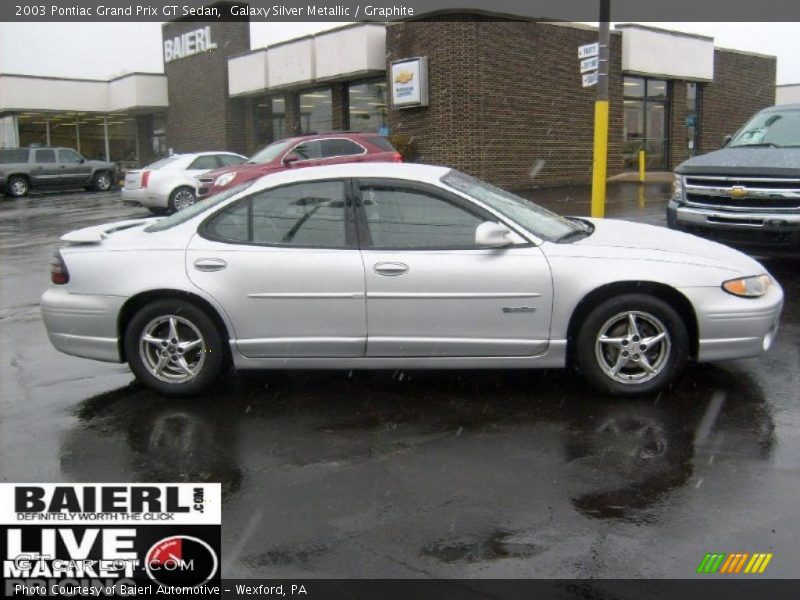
[248,140,293,164]
[144,181,255,233]
[441,170,583,242]
[729,109,800,148]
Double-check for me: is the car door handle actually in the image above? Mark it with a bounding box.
[194,258,227,272]
[374,262,409,276]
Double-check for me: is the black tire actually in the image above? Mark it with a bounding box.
[6,175,29,197]
[168,186,197,213]
[124,299,225,397]
[574,294,689,397]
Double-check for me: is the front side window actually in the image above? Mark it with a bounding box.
[205,181,348,248]
[58,149,83,163]
[441,170,580,242]
[35,149,56,164]
[361,185,485,249]
[289,141,322,161]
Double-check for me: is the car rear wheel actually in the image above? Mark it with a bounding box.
[124,299,225,396]
[574,294,689,396]
[7,176,29,197]
[93,171,113,192]
[169,187,196,212]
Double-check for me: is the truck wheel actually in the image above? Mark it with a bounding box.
[124,299,225,397]
[93,171,113,192]
[6,176,29,197]
[574,294,689,397]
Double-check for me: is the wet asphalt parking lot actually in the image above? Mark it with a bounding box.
[0,183,798,578]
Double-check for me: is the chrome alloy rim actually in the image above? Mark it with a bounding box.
[139,315,206,384]
[595,311,671,385]
[173,189,196,211]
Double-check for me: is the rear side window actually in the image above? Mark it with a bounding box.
[204,180,348,248]
[146,156,182,170]
[366,136,397,152]
[188,155,219,170]
[35,149,56,164]
[320,139,365,157]
[0,149,29,164]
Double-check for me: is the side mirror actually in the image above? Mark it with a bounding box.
[475,221,514,248]
[283,153,300,166]
[722,134,732,147]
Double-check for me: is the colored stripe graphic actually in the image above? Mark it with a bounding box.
[744,553,774,574]
[697,553,726,573]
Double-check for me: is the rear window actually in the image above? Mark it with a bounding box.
[146,156,182,170]
[0,149,29,164]
[366,136,397,152]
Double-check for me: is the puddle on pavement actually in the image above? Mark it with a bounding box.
[422,530,540,563]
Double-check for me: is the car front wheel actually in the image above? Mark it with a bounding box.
[124,299,225,396]
[574,294,689,396]
[6,176,29,197]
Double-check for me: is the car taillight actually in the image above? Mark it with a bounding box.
[141,170,150,188]
[50,249,69,285]
[392,152,402,163]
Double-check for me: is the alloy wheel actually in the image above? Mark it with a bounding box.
[595,311,671,385]
[173,189,196,211]
[139,315,206,384]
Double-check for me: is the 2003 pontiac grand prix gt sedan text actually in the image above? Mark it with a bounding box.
[41,164,783,397]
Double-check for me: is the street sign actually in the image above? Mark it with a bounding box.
[580,57,599,73]
[578,42,599,59]
[582,72,598,87]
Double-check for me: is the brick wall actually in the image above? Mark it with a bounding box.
[698,49,776,156]
[386,16,624,189]
[163,19,250,154]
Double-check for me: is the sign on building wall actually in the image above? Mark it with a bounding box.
[390,57,429,108]
[164,26,217,63]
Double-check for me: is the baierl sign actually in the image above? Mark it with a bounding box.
[164,26,217,63]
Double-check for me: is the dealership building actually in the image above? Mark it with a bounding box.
[0,11,777,188]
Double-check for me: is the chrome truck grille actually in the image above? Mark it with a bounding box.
[684,176,800,212]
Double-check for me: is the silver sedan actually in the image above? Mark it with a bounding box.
[42,163,783,397]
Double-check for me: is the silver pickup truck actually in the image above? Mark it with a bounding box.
[0,146,117,197]
[668,103,800,254]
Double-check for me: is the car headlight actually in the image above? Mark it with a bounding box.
[672,173,685,201]
[214,173,236,187]
[722,274,773,298]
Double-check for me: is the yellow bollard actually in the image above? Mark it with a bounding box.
[638,149,646,183]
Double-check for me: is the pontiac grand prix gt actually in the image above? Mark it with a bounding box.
[41,163,783,397]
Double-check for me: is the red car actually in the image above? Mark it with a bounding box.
[196,132,401,198]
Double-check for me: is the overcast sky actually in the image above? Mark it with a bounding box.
[0,21,797,84]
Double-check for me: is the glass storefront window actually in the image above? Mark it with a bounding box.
[299,88,332,134]
[686,82,701,156]
[348,80,388,133]
[623,77,645,98]
[256,95,286,146]
[646,79,667,97]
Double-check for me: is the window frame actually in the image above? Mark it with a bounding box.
[198,178,359,250]
[353,178,526,251]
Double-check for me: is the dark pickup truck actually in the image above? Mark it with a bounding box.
[0,146,117,197]
[668,103,800,254]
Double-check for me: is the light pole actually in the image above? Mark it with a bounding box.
[590,0,611,218]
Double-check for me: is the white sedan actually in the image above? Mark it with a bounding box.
[122,152,246,213]
[44,163,783,397]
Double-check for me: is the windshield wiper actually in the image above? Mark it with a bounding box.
[731,143,778,148]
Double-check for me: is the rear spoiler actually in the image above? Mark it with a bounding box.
[60,218,158,243]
